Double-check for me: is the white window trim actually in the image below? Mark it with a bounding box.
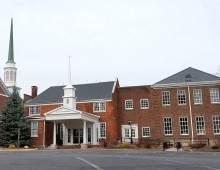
[212,115,220,135]
[93,102,106,112]
[125,99,133,110]
[121,124,138,139]
[177,90,186,105]
[140,99,149,109]
[195,116,206,135]
[162,91,170,106]
[210,88,220,104]
[31,121,38,137]
[60,124,63,139]
[99,122,106,139]
[29,106,41,116]
[142,127,150,137]
[163,117,173,136]
[193,89,203,105]
[179,117,189,135]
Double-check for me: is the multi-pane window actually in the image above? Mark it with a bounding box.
[177,90,186,105]
[68,129,71,143]
[162,91,170,106]
[196,116,205,135]
[179,117,189,135]
[164,117,173,135]
[29,106,40,115]
[125,129,130,138]
[60,124,63,139]
[31,121,38,137]
[213,116,220,134]
[124,128,135,138]
[93,102,106,112]
[193,89,202,104]
[100,122,106,138]
[142,127,150,137]
[140,99,149,109]
[125,100,133,110]
[210,88,219,104]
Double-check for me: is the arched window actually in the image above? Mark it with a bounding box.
[14,72,16,82]
[5,71,9,81]
[10,71,13,81]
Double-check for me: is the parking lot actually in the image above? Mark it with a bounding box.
[0,149,219,170]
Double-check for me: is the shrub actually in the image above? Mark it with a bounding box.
[144,143,152,148]
[189,143,206,149]
[211,145,219,149]
[120,143,129,148]
[8,144,15,149]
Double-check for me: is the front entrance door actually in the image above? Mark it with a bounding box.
[73,128,83,144]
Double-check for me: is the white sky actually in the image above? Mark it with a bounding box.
[0,0,220,95]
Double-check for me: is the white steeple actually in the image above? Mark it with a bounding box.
[4,18,21,94]
[62,56,77,109]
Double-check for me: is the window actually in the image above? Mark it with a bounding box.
[196,116,205,135]
[164,117,172,135]
[10,71,13,81]
[180,117,189,135]
[5,71,9,81]
[140,99,149,109]
[60,124,63,139]
[162,91,170,106]
[125,129,130,138]
[142,127,150,137]
[213,116,220,134]
[125,100,133,110]
[31,121,38,137]
[210,88,219,104]
[29,106,40,115]
[100,122,106,138]
[193,89,202,104]
[68,129,71,143]
[93,102,106,112]
[177,90,186,105]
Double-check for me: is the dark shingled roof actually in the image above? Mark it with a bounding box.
[155,67,220,85]
[26,81,115,105]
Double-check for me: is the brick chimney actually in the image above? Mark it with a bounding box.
[31,86,38,98]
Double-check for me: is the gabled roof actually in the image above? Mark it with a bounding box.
[154,67,220,86]
[45,106,99,122]
[0,77,10,96]
[26,81,116,105]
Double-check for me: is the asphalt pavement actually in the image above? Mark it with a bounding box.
[0,149,219,170]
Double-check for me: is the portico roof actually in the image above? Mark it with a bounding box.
[45,106,100,123]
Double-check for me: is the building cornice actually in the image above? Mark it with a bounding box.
[151,80,220,89]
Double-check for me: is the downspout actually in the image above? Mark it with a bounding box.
[187,85,194,144]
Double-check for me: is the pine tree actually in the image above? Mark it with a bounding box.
[0,88,30,147]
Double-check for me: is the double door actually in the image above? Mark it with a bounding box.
[72,128,91,144]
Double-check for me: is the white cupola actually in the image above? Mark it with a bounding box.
[62,57,77,109]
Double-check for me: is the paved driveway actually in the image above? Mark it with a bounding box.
[0,149,219,170]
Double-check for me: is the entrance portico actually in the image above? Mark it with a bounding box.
[45,106,100,148]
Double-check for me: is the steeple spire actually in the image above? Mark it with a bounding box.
[68,56,72,85]
[63,56,77,109]
[7,18,15,64]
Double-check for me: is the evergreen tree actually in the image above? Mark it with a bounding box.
[0,88,30,147]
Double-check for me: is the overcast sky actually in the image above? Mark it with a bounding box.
[0,0,220,95]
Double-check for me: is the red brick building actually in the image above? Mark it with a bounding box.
[117,67,220,146]
[25,67,220,147]
[0,78,10,113]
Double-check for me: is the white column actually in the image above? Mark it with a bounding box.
[83,120,87,144]
[92,122,97,145]
[53,122,57,145]
[63,123,66,145]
